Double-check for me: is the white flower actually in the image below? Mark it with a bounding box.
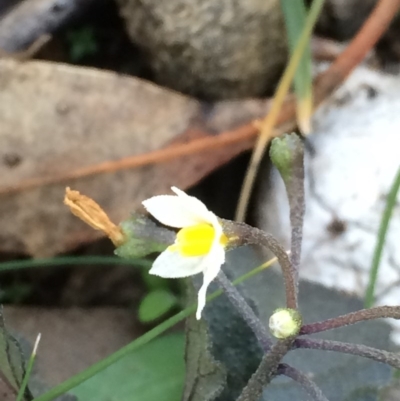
[142,187,227,319]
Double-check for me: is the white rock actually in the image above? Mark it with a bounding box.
[257,66,400,343]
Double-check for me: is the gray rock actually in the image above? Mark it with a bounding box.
[116,0,287,99]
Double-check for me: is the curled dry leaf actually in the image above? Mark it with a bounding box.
[64,187,125,246]
[0,59,268,257]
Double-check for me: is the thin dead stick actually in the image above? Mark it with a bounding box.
[0,125,255,194]
[235,0,400,222]
[0,120,294,195]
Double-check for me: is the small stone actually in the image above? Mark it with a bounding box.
[116,0,287,99]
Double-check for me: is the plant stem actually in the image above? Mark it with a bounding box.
[247,227,297,310]
[287,141,305,290]
[300,305,400,335]
[365,164,400,308]
[236,339,293,401]
[278,363,329,401]
[294,338,400,369]
[269,133,305,301]
[216,271,272,352]
[222,219,296,309]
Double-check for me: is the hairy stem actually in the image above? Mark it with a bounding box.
[300,306,400,335]
[287,141,305,287]
[216,271,272,352]
[269,133,305,302]
[246,227,297,310]
[222,219,297,310]
[236,339,293,401]
[278,363,329,401]
[294,338,400,369]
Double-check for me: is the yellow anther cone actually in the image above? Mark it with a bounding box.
[170,223,228,257]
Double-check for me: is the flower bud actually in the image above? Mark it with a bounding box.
[269,308,302,339]
[269,133,303,186]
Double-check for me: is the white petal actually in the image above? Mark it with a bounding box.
[171,187,215,223]
[150,248,206,278]
[143,195,206,228]
[196,244,225,319]
[143,187,219,229]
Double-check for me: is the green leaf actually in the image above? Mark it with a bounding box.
[16,335,40,401]
[71,334,185,401]
[0,310,76,401]
[31,258,277,401]
[139,289,178,323]
[141,271,170,291]
[185,248,395,401]
[0,306,33,400]
[67,27,98,62]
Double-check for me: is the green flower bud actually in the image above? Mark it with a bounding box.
[269,308,302,339]
[269,133,303,185]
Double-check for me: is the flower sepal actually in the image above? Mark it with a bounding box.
[115,214,175,259]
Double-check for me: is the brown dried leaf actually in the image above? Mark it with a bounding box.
[64,187,124,246]
[0,59,267,256]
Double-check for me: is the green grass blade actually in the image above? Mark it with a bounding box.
[32,256,277,401]
[365,165,400,308]
[235,0,324,221]
[0,256,151,272]
[16,334,41,401]
[280,0,313,134]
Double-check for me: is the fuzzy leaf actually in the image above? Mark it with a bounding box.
[71,334,184,401]
[184,248,395,401]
